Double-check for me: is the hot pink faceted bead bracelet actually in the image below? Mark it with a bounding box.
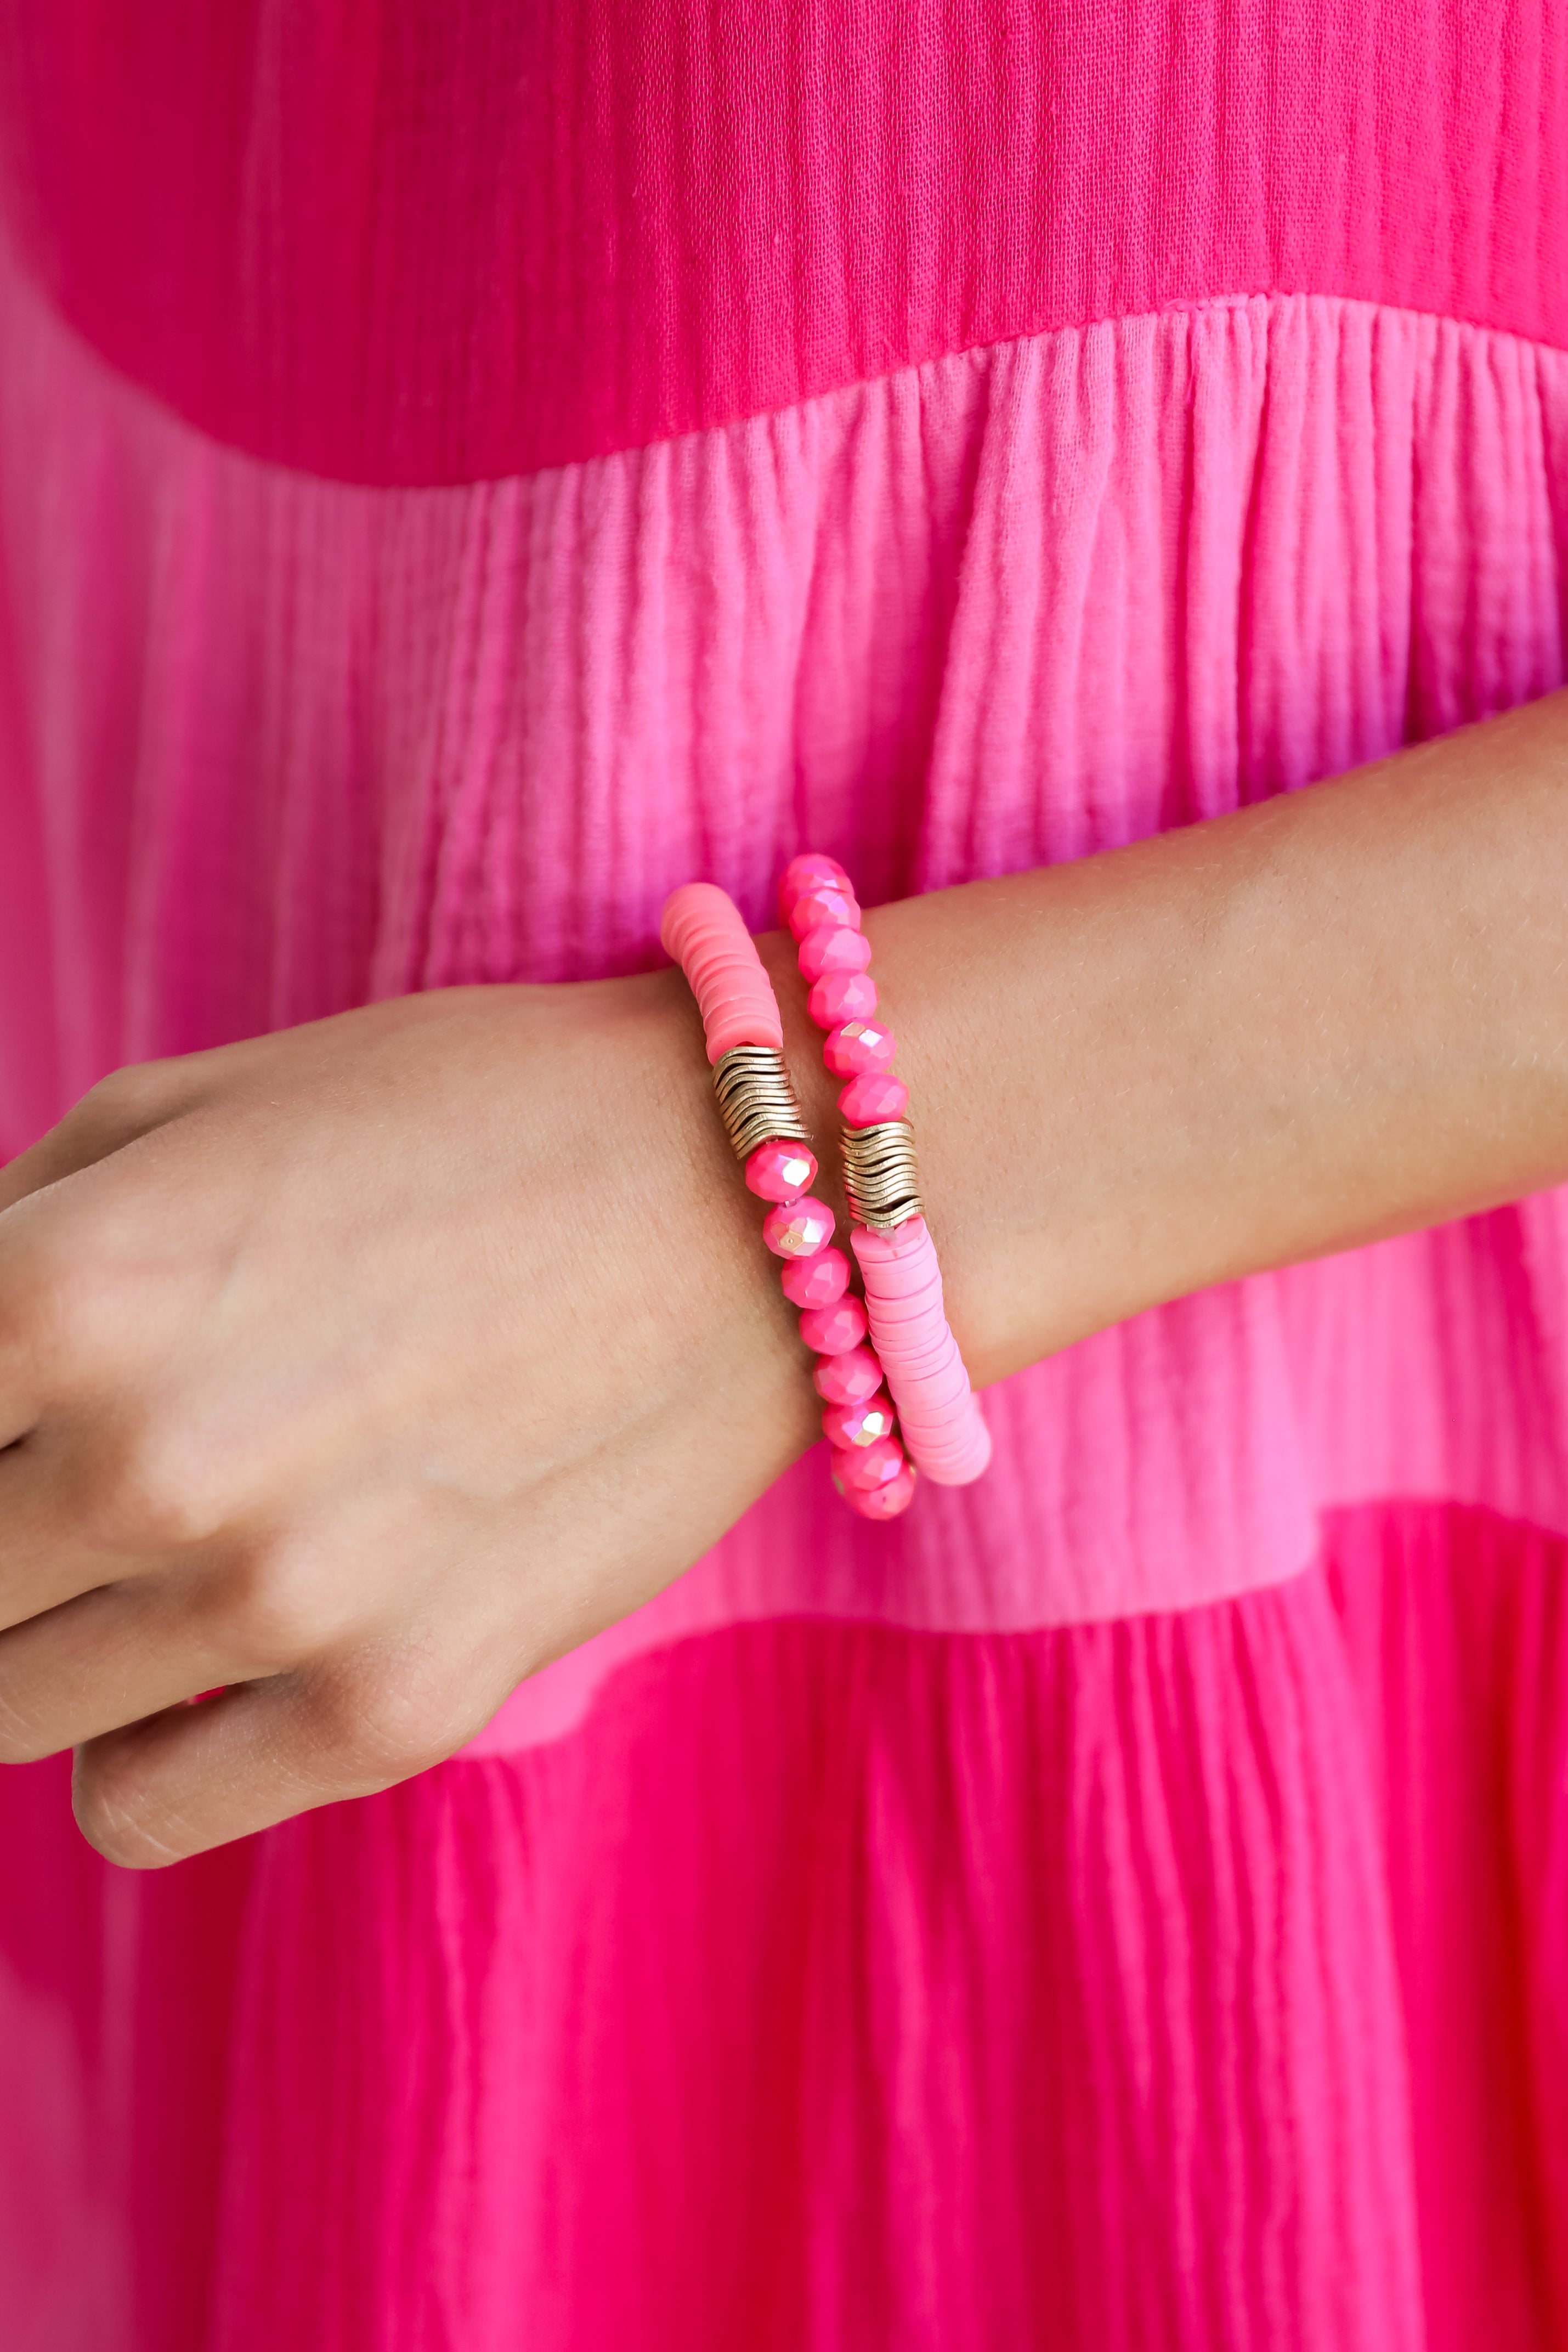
[781,853,992,1491]
[661,880,919,1518]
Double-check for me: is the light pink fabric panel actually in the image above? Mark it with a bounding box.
[3,246,1568,1756]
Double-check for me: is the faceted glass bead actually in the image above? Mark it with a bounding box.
[799,1294,868,1354]
[788,884,861,942]
[838,1070,909,1125]
[841,1462,918,1518]
[822,1019,897,1078]
[833,1434,905,1490]
[761,1196,835,1258]
[823,1392,897,1449]
[807,969,877,1030]
[780,1244,850,1309]
[813,1344,883,1404]
[744,1139,818,1203]
[797,924,874,983]
[778,852,851,923]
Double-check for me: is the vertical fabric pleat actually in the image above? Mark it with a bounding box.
[5,256,1568,1678]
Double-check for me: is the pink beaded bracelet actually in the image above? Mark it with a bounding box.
[661,881,919,1519]
[780,853,992,1490]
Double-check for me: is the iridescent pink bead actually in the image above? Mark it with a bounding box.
[813,1344,884,1404]
[841,1462,918,1519]
[744,1139,818,1203]
[797,924,874,983]
[788,885,861,942]
[822,1018,897,1078]
[778,853,851,923]
[761,1196,835,1258]
[832,1434,905,1491]
[807,969,877,1030]
[823,1393,898,1450]
[838,1071,909,1125]
[780,1245,850,1309]
[799,1294,868,1354]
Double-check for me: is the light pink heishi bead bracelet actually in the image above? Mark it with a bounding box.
[660,878,917,1516]
[782,852,992,1497]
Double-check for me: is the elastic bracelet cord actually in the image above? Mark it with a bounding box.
[781,854,992,1489]
[661,881,918,1520]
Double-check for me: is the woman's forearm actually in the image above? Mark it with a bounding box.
[8,689,1568,1862]
[766,689,1568,1387]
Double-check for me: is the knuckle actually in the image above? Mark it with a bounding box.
[83,1424,232,1553]
[316,1666,471,1789]
[75,1056,182,1136]
[76,1062,148,1123]
[11,1232,141,1383]
[223,1545,353,1672]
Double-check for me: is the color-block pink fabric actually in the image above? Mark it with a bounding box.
[4,238,1566,1739]
[0,0,1565,479]
[4,3,1568,2344]
[6,1506,1568,2350]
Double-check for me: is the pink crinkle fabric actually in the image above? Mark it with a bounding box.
[3,5,1568,2347]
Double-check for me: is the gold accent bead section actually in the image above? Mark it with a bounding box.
[712,1046,812,1164]
[841,1119,924,1232]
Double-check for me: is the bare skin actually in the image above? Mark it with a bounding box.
[3,690,1568,1864]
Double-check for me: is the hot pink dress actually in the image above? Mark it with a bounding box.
[2,4,1567,2345]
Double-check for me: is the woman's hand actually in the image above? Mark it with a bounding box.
[0,977,823,1864]
[7,689,1568,1867]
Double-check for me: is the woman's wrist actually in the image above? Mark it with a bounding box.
[754,918,1022,1386]
[756,901,1145,1388]
[609,963,827,1481]
[756,691,1568,1392]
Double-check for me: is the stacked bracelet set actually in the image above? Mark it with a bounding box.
[660,858,990,1520]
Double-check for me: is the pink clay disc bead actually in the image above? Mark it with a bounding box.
[797,924,874,983]
[833,1434,906,1491]
[823,1393,898,1450]
[762,1196,836,1259]
[838,1070,910,1125]
[744,1139,818,1203]
[807,969,878,1030]
[778,853,852,923]
[780,1245,850,1310]
[813,1344,884,1404]
[799,1294,868,1354]
[823,1018,897,1078]
[841,1462,918,1519]
[788,885,861,942]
